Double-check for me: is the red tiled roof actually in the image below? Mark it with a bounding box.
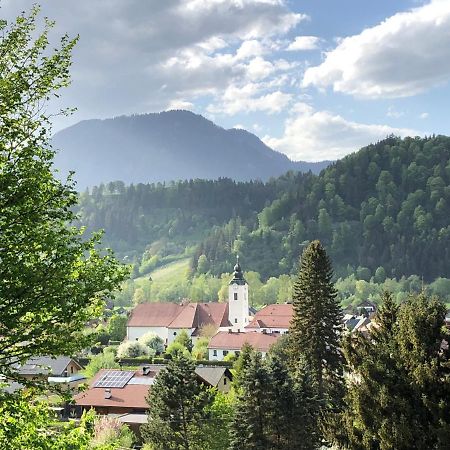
[196,303,230,328]
[245,304,293,329]
[168,303,199,328]
[128,302,229,329]
[74,369,152,409]
[127,303,184,327]
[208,331,281,352]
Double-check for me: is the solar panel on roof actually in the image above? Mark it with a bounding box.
[93,370,134,388]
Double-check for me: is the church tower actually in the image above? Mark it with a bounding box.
[228,256,249,332]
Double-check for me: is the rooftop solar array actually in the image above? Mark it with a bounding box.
[93,370,134,388]
[128,377,155,386]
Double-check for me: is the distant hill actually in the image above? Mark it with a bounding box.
[52,110,330,189]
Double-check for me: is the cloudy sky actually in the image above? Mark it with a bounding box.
[2,0,450,161]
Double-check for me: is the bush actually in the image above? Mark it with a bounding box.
[117,340,153,358]
[91,416,134,448]
[138,332,165,354]
[166,341,190,358]
[84,350,120,378]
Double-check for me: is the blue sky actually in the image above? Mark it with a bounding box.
[2,0,449,161]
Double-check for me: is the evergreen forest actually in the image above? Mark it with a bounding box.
[78,135,450,289]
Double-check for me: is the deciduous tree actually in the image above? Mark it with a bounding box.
[0,7,128,384]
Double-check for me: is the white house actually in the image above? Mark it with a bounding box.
[126,258,253,344]
[208,331,281,361]
[127,302,230,345]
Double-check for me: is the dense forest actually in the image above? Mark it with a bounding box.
[194,135,450,281]
[78,135,450,283]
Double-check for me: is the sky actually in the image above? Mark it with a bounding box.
[2,0,450,162]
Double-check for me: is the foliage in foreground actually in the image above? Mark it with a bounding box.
[326,292,450,449]
[0,392,133,449]
[0,7,128,384]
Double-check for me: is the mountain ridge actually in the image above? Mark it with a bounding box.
[52,110,331,189]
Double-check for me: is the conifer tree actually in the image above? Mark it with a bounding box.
[141,355,214,450]
[266,354,316,450]
[230,346,316,450]
[288,240,343,403]
[229,350,271,450]
[326,292,450,449]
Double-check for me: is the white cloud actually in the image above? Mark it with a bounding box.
[1,0,305,123]
[264,103,420,161]
[208,83,292,115]
[286,36,320,51]
[420,112,429,119]
[386,106,404,118]
[303,0,450,98]
[166,99,195,110]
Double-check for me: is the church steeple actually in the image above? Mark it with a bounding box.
[228,256,249,331]
[230,255,247,285]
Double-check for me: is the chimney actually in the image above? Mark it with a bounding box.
[104,389,112,400]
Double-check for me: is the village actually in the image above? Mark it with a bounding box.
[2,259,389,441]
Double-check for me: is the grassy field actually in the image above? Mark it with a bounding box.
[135,257,190,286]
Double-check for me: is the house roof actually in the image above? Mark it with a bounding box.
[15,356,82,376]
[127,303,185,327]
[195,366,233,387]
[128,302,229,329]
[208,331,281,353]
[74,368,154,410]
[75,364,230,410]
[245,304,293,329]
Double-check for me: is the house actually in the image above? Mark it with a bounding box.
[4,356,85,393]
[74,364,233,417]
[208,331,281,361]
[356,300,377,317]
[195,366,233,393]
[126,258,252,343]
[343,315,372,333]
[74,367,158,416]
[245,304,293,334]
[127,302,230,344]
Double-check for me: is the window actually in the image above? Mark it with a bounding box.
[234,293,238,300]
[235,351,240,357]
[224,377,227,385]
[70,366,74,374]
[213,350,217,356]
[234,318,238,324]
[173,332,177,336]
[223,350,228,356]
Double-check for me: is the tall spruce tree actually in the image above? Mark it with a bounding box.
[141,355,214,450]
[230,350,271,450]
[326,292,450,449]
[230,346,316,450]
[288,240,343,403]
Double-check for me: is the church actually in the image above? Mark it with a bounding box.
[126,259,291,357]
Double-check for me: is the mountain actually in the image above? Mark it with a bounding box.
[52,110,330,189]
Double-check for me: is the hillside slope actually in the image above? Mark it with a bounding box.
[53,110,330,189]
[194,136,450,281]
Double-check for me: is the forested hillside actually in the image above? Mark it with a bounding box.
[195,135,450,281]
[78,135,450,283]
[76,177,292,271]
